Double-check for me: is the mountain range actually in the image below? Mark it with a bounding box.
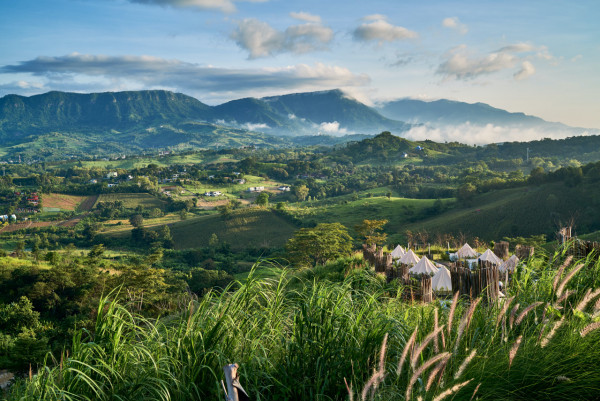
[0,88,596,161]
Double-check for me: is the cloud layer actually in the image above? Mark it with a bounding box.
[0,53,369,100]
[404,122,586,145]
[353,15,417,44]
[231,16,333,58]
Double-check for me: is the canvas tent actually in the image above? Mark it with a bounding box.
[456,243,478,259]
[478,249,503,266]
[390,245,405,259]
[432,265,452,292]
[399,249,420,266]
[499,254,519,273]
[409,256,439,275]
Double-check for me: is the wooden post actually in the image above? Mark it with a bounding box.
[223,364,239,401]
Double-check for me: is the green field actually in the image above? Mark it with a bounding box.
[95,192,165,209]
[169,208,298,250]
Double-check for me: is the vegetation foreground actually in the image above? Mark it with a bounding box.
[5,248,600,401]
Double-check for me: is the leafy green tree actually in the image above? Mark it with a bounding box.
[294,184,309,201]
[159,225,174,249]
[286,223,353,266]
[255,192,269,206]
[355,219,388,247]
[88,244,105,261]
[457,182,477,202]
[129,214,144,228]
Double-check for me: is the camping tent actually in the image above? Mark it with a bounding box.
[478,249,503,266]
[390,245,405,259]
[432,265,452,292]
[456,243,478,259]
[499,254,519,273]
[399,249,420,266]
[409,256,439,275]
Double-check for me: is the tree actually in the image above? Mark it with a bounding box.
[457,183,477,202]
[355,219,388,247]
[129,214,144,228]
[286,223,353,266]
[88,244,105,261]
[255,192,269,206]
[294,184,309,202]
[159,225,174,249]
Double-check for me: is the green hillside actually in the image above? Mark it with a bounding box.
[402,181,600,240]
[169,208,298,250]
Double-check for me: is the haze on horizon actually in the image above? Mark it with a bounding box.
[1,0,599,134]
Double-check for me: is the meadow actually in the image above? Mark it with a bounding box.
[7,249,600,400]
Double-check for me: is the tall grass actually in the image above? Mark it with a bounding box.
[7,250,600,400]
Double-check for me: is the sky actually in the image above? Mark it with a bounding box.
[1,0,599,130]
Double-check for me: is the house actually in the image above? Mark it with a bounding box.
[233,179,246,184]
[106,172,118,179]
[107,183,118,188]
[203,191,223,197]
[278,186,291,191]
[247,186,265,192]
[89,179,98,184]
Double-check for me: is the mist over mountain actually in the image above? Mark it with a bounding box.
[376,98,598,144]
[0,88,597,160]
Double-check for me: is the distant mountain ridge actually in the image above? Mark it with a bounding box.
[376,98,591,132]
[0,88,596,161]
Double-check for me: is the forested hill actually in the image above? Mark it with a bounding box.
[0,90,213,139]
[334,131,600,164]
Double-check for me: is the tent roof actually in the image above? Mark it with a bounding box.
[499,254,519,273]
[456,243,478,258]
[390,245,405,259]
[409,256,439,275]
[399,249,420,265]
[432,265,452,291]
[479,249,503,265]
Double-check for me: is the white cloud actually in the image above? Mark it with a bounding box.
[514,61,535,80]
[571,54,583,62]
[353,16,418,44]
[242,122,270,131]
[289,11,321,23]
[0,53,369,100]
[127,0,268,13]
[318,121,348,135]
[404,122,586,145]
[231,17,333,58]
[442,17,468,35]
[497,43,535,53]
[437,43,541,81]
[362,14,388,21]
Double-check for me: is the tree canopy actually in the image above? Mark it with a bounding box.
[286,223,353,267]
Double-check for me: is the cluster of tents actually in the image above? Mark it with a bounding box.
[450,243,520,274]
[389,243,521,294]
[390,245,452,293]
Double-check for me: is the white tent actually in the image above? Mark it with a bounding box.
[409,256,439,275]
[390,245,405,259]
[478,249,503,266]
[499,254,519,273]
[432,265,452,292]
[399,249,420,266]
[456,243,478,259]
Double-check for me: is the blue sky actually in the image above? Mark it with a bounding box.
[1,0,599,129]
